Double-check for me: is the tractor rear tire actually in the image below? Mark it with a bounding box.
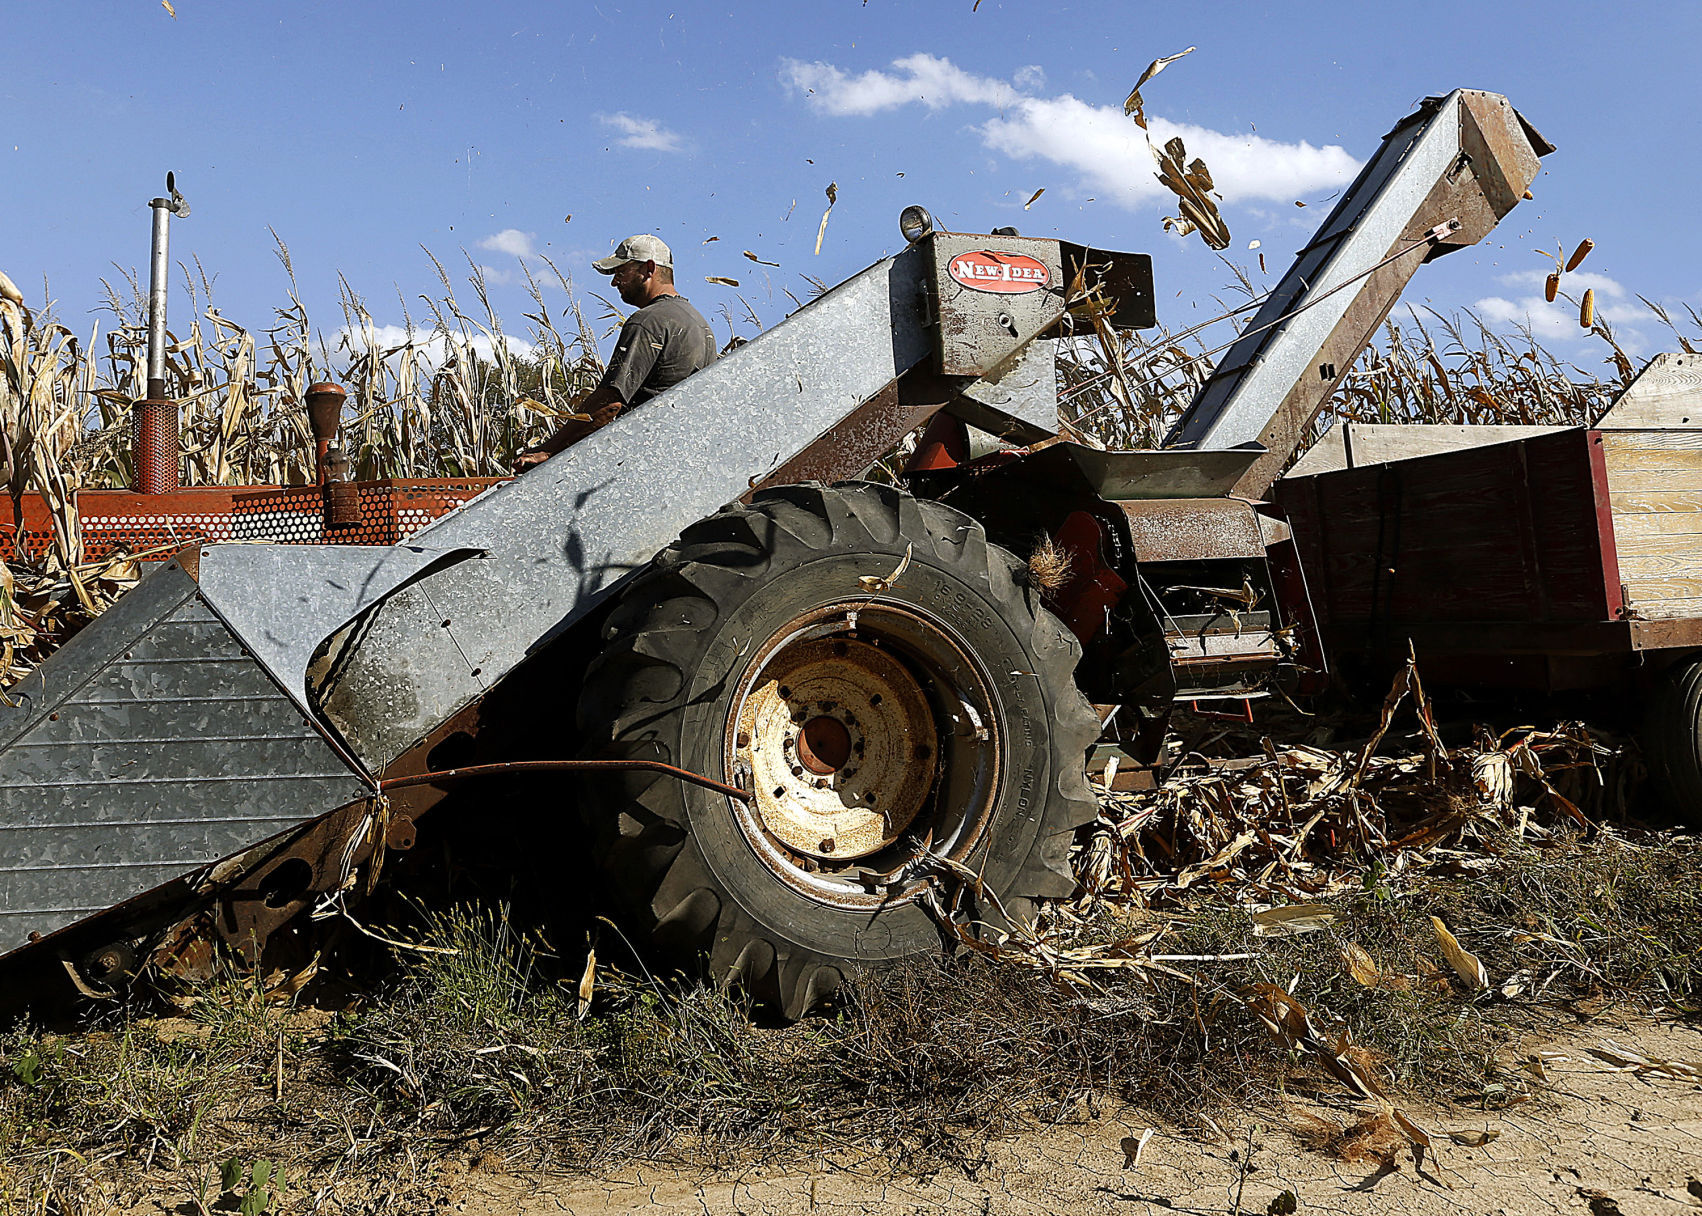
[576,481,1098,1019]
[1645,656,1702,818]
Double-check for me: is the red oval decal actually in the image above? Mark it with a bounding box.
[947,251,1050,294]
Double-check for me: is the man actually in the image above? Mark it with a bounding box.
[514,234,717,469]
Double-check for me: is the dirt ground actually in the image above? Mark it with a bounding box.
[368,1016,1702,1216]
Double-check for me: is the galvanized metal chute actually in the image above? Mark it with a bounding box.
[1166,89,1552,499]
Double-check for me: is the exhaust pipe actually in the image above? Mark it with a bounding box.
[305,381,360,528]
[136,173,189,494]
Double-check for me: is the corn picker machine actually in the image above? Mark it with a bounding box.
[10,89,1694,1018]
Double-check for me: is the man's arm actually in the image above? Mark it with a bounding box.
[514,313,666,470]
[513,382,625,470]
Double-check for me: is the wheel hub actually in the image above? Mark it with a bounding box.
[737,637,938,860]
[797,715,852,774]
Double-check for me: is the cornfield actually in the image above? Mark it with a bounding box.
[1,247,1695,688]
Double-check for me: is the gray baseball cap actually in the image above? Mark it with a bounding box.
[593,234,674,273]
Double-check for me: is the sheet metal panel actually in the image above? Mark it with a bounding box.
[312,244,942,769]
[0,563,367,956]
[192,542,482,721]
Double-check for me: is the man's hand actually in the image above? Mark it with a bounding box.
[513,449,550,473]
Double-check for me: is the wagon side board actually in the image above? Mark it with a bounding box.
[1275,422,1702,689]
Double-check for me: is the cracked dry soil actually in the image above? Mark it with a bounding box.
[399,1018,1702,1216]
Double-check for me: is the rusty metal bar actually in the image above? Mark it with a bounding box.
[377,758,753,802]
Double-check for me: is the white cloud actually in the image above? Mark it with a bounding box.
[336,323,536,368]
[1474,270,1649,356]
[1495,268,1626,297]
[781,53,1020,115]
[780,54,1361,208]
[983,98,1360,208]
[599,112,684,153]
[477,229,536,258]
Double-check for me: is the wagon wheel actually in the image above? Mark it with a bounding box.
[576,481,1099,1018]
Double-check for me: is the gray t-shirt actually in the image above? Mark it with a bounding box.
[601,294,718,406]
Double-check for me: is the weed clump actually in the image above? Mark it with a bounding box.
[335,907,809,1163]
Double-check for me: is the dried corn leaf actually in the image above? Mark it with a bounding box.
[1122,46,1195,129]
[1471,752,1513,808]
[1448,1129,1500,1146]
[1589,1041,1702,1080]
[704,276,741,288]
[1389,1107,1432,1163]
[1153,136,1230,250]
[576,946,596,1020]
[1251,902,1337,937]
[814,182,838,256]
[1243,983,1388,1101]
[1342,942,1380,987]
[857,543,911,593]
[743,251,780,266]
[1120,1127,1154,1169]
[1024,187,1045,210]
[1430,915,1488,991]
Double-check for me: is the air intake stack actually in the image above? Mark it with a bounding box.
[135,173,190,494]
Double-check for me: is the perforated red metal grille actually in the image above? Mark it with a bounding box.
[0,479,507,564]
[132,402,180,495]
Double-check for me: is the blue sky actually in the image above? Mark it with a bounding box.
[4,1,1699,368]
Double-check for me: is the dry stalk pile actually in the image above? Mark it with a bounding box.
[912,656,1659,1164]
